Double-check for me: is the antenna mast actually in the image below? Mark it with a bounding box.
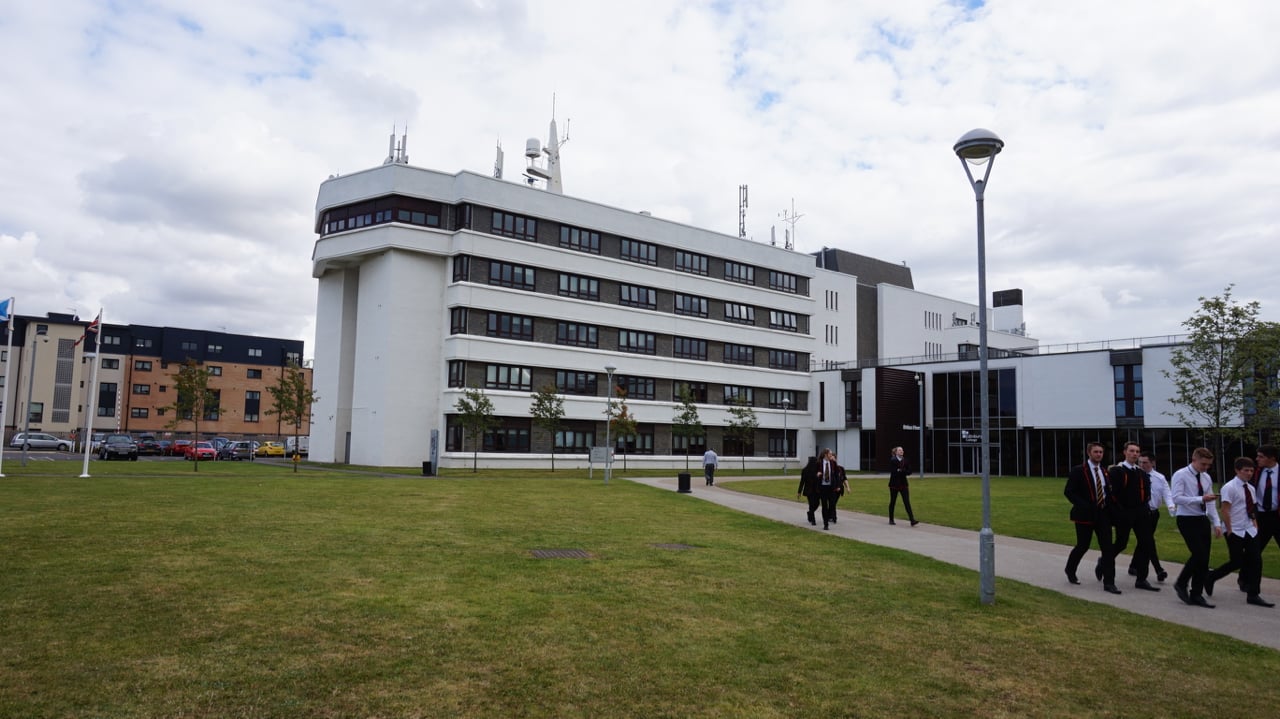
[738,185,748,238]
[779,198,803,250]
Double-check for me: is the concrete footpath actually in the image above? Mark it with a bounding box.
[630,474,1280,652]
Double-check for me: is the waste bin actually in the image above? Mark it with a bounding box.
[677,472,692,494]
[422,461,433,476]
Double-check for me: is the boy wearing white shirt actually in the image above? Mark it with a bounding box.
[1129,452,1176,582]
[1206,457,1274,607]
[1171,447,1222,607]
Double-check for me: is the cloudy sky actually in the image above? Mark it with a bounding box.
[2,0,1277,355]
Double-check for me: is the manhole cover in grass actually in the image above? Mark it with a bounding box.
[529,549,593,559]
[652,543,697,551]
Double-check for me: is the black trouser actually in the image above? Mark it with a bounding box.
[1129,510,1166,577]
[819,486,838,526]
[1210,532,1262,596]
[1128,510,1157,582]
[1111,511,1134,556]
[889,486,914,523]
[1176,515,1213,597]
[830,491,842,521]
[704,464,715,485]
[806,493,821,524]
[1067,520,1115,584]
[1256,513,1280,554]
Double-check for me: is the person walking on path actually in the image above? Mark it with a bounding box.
[1129,451,1175,582]
[1206,457,1275,607]
[1171,447,1223,608]
[828,452,850,524]
[1110,442,1157,592]
[797,456,821,526]
[818,449,840,530]
[1064,442,1121,594]
[888,446,918,526]
[702,448,719,486]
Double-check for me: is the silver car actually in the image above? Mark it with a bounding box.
[9,432,73,451]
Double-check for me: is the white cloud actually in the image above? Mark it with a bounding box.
[1,0,1277,355]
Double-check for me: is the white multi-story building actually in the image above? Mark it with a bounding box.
[310,143,828,468]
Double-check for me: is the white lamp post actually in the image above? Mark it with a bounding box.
[781,396,791,474]
[954,127,1003,606]
[604,364,616,485]
[20,327,49,467]
[917,373,925,480]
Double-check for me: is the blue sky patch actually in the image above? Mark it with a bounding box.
[756,91,780,110]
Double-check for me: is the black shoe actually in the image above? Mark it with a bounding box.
[1248,595,1276,608]
[831,516,837,524]
[1205,575,1216,597]
[807,513,816,526]
[889,520,896,525]
[823,524,829,530]
[1095,563,1103,581]
[1192,595,1215,608]
[1127,567,1137,577]
[1156,569,1168,582]
[910,519,919,527]
[1065,569,1080,585]
[1239,578,1246,592]
[1135,580,1161,592]
[1175,585,1192,604]
[1103,584,1122,595]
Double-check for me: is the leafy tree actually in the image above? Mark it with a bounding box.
[265,360,318,473]
[671,385,704,470]
[455,385,497,473]
[1241,321,1280,445]
[609,389,638,472]
[725,397,759,472]
[1164,285,1272,480]
[163,359,223,472]
[530,384,566,472]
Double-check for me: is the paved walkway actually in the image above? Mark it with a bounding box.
[629,474,1280,652]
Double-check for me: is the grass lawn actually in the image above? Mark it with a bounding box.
[1,461,1277,718]
[724,474,1280,580]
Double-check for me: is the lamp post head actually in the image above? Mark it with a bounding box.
[782,398,791,409]
[604,364,616,374]
[953,128,1004,165]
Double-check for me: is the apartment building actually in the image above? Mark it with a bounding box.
[1,312,310,442]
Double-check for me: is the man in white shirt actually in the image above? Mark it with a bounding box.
[702,448,719,486]
[1129,451,1176,583]
[1206,457,1274,607]
[1170,447,1222,607]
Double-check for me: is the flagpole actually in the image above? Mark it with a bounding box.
[0,298,14,478]
[79,309,104,478]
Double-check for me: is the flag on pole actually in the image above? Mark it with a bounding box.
[0,297,12,326]
[74,310,102,347]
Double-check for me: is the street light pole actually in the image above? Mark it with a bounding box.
[955,127,1003,606]
[20,327,49,468]
[917,373,925,480]
[781,396,791,474]
[604,364,616,485]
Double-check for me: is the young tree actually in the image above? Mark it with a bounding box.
[671,385,704,471]
[609,389,638,472]
[1242,321,1280,443]
[266,360,318,474]
[530,384,566,472]
[1164,285,1270,480]
[455,385,497,473]
[163,359,223,472]
[725,397,759,472]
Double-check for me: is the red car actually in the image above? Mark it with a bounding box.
[183,441,216,461]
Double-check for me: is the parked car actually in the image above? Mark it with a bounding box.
[90,432,106,452]
[136,435,162,455]
[156,439,173,455]
[217,440,255,461]
[210,437,231,452]
[285,436,310,456]
[98,434,139,461]
[256,441,286,457]
[183,441,216,461]
[170,439,193,457]
[9,432,73,451]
